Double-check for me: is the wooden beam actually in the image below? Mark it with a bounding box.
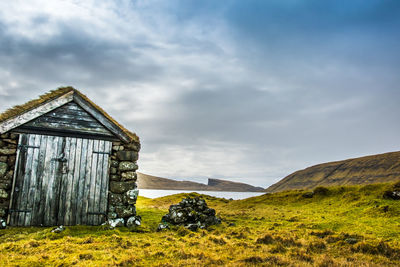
[0,91,74,134]
[13,127,120,142]
[73,94,131,143]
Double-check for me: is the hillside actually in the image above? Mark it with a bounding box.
[137,172,264,192]
[266,151,400,193]
[1,182,400,266]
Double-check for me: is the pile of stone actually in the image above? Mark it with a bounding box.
[158,197,221,231]
[383,182,400,200]
[105,141,141,228]
[0,133,18,222]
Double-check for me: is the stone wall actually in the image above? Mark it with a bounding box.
[0,133,18,220]
[107,140,141,227]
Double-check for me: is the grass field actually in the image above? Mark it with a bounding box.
[0,182,400,266]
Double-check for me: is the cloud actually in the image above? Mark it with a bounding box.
[0,1,399,187]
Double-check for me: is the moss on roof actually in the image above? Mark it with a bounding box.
[0,86,139,143]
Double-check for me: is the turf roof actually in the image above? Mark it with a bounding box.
[0,86,139,143]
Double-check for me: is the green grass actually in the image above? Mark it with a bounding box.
[1,183,400,266]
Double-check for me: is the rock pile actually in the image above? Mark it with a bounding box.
[158,197,221,231]
[383,181,400,200]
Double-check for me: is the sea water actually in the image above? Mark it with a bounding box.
[139,189,265,200]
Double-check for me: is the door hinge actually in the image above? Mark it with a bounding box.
[52,152,67,162]
[93,151,110,155]
[18,144,40,152]
[87,212,107,216]
[9,209,31,213]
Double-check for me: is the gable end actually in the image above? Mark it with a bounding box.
[0,87,139,144]
[16,102,116,140]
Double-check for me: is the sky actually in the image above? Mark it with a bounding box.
[0,0,399,187]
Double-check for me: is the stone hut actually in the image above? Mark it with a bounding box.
[0,87,140,227]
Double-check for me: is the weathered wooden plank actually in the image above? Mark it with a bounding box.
[45,113,97,123]
[59,102,81,110]
[32,134,48,226]
[48,103,96,116]
[82,139,93,224]
[70,138,82,225]
[9,134,27,226]
[28,115,112,130]
[37,135,52,225]
[0,91,74,134]
[14,127,120,142]
[64,137,77,225]
[25,120,114,136]
[99,141,111,224]
[18,134,32,226]
[43,102,97,117]
[28,116,106,128]
[57,137,71,225]
[73,94,131,143]
[93,140,105,225]
[75,138,88,225]
[99,140,107,224]
[53,137,66,225]
[43,136,59,226]
[57,102,84,111]
[88,140,99,225]
[24,134,41,226]
[60,137,76,225]
[20,134,35,225]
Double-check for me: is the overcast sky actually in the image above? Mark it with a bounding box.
[0,0,399,187]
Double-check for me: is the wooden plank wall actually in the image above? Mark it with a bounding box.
[10,133,111,226]
[19,102,114,137]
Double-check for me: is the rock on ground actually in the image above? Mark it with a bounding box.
[0,219,6,229]
[126,215,141,228]
[51,225,65,233]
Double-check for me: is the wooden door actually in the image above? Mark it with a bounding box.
[9,133,111,226]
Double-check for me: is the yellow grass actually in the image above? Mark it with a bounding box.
[0,183,400,266]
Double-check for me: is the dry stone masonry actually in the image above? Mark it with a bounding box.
[0,133,18,222]
[158,197,221,231]
[107,140,141,228]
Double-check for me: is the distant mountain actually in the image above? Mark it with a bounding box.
[137,173,264,192]
[266,151,400,193]
[207,178,265,192]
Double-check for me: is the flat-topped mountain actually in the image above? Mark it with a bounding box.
[207,178,264,192]
[137,173,264,192]
[266,151,400,193]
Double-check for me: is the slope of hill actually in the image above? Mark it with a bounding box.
[137,172,264,192]
[2,182,400,266]
[266,151,400,193]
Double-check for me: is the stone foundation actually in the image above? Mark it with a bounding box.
[0,133,18,219]
[107,140,141,227]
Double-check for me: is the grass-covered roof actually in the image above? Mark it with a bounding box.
[0,86,139,143]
